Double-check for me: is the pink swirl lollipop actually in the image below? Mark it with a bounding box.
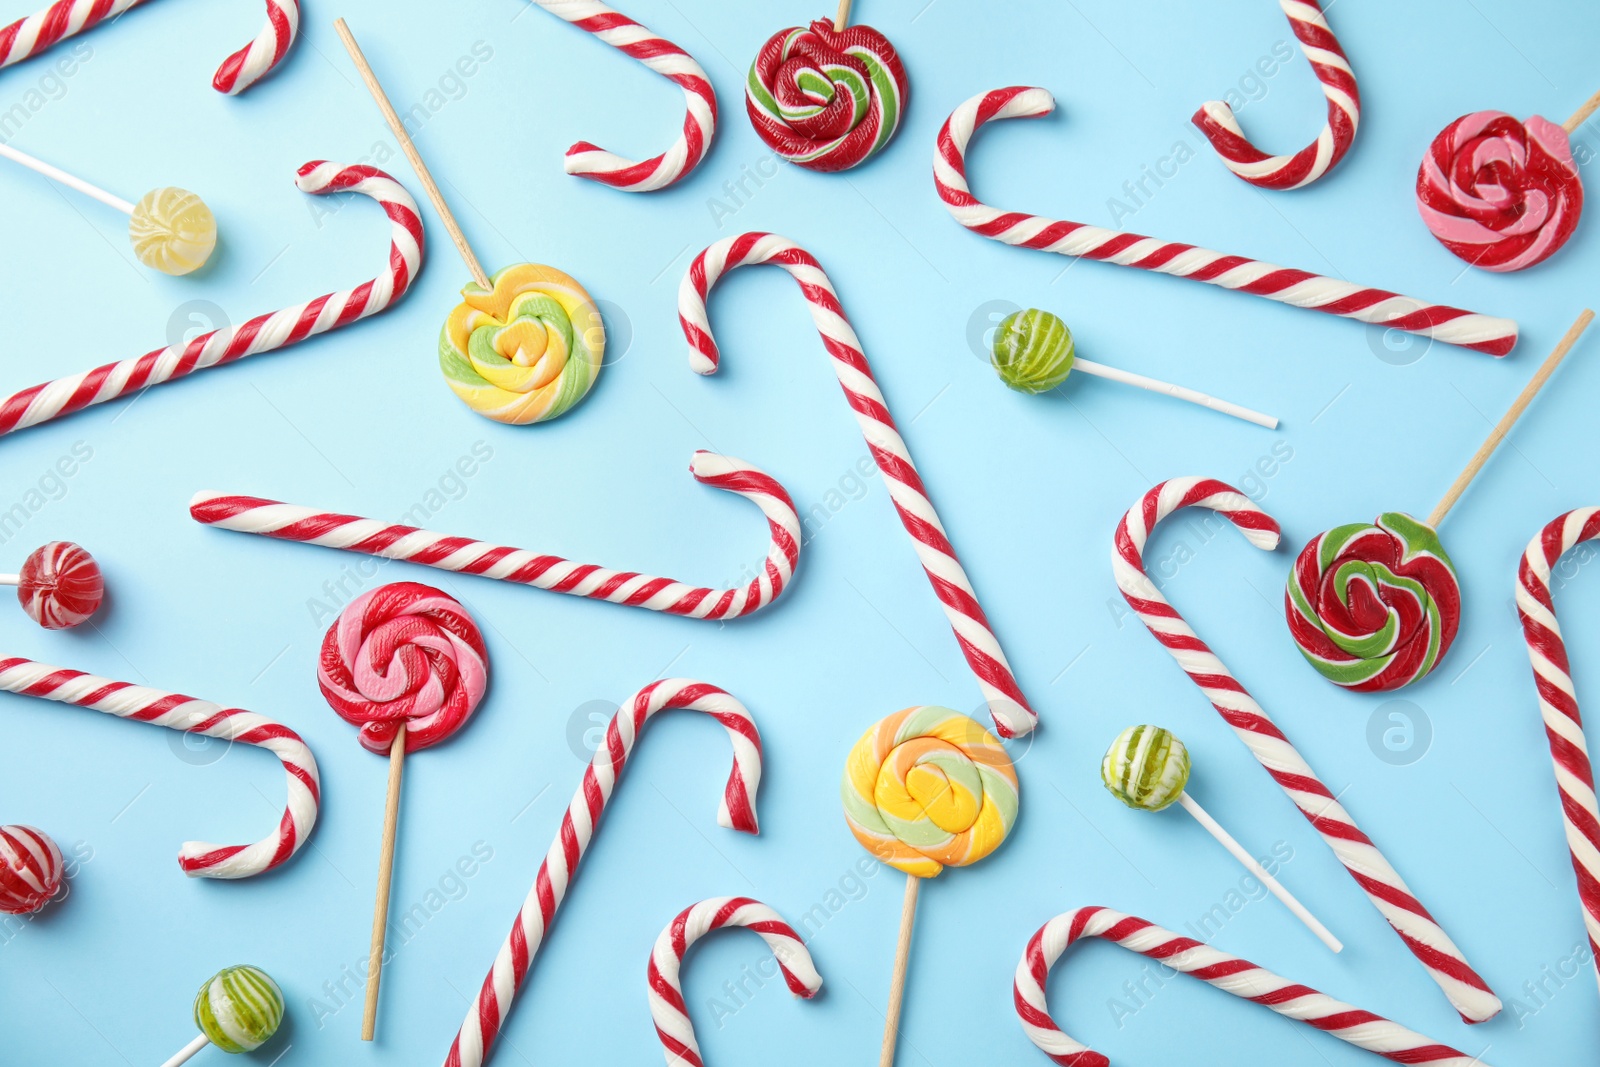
[320,581,488,1041]
[0,542,103,629]
[319,581,488,754]
[0,824,63,915]
[1417,92,1600,272]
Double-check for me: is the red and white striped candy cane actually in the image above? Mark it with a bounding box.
[213,0,300,95]
[935,87,1518,356]
[679,232,1036,739]
[0,161,422,438]
[528,0,716,192]
[0,656,319,880]
[190,452,799,621]
[0,0,300,94]
[1016,907,1491,1066]
[444,679,762,1067]
[648,896,822,1067]
[1192,0,1359,189]
[1516,508,1600,997]
[1114,478,1500,1023]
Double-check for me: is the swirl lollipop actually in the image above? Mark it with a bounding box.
[842,706,1018,1065]
[0,141,215,275]
[1289,310,1593,689]
[0,824,64,915]
[0,542,104,630]
[1418,90,1600,271]
[320,582,488,1040]
[160,965,285,1067]
[746,0,908,172]
[1101,726,1341,951]
[337,20,604,425]
[992,308,1277,427]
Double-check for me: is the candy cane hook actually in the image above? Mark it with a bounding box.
[648,897,822,1067]
[1192,0,1359,189]
[191,452,800,621]
[527,0,717,191]
[679,231,1036,739]
[1114,477,1500,1022]
[444,679,762,1067]
[0,657,319,880]
[0,161,422,439]
[935,87,1518,356]
[1516,508,1600,999]
[0,0,300,94]
[1015,907,1492,1066]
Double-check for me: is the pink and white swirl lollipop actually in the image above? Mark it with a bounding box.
[1417,91,1600,271]
[320,582,488,1041]
[0,542,103,629]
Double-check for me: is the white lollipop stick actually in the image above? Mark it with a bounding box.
[0,141,136,214]
[1072,357,1279,428]
[1178,792,1343,953]
[158,1033,210,1067]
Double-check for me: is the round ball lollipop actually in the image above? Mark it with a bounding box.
[336,20,604,426]
[991,308,1277,427]
[0,542,104,629]
[1100,726,1341,952]
[0,824,64,915]
[321,581,488,1041]
[746,1,909,172]
[129,187,219,277]
[842,706,1018,1063]
[162,965,285,1066]
[1287,310,1593,690]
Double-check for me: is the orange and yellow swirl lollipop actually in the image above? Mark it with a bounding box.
[842,706,1018,1065]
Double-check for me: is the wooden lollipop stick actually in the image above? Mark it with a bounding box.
[1564,89,1600,134]
[334,18,490,291]
[157,1034,211,1067]
[0,142,136,215]
[1071,357,1279,429]
[362,724,407,1041]
[1177,793,1343,953]
[879,873,919,1067]
[1429,308,1594,528]
[834,0,852,31]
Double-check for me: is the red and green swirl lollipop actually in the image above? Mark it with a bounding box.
[1287,312,1593,690]
[746,1,908,172]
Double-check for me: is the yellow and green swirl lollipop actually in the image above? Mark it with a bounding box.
[842,706,1018,1064]
[439,264,604,424]
[338,19,605,431]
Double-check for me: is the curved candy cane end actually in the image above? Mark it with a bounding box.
[211,0,300,95]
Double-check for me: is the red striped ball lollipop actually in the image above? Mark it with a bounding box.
[0,824,64,914]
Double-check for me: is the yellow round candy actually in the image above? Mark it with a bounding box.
[128,187,216,276]
[439,263,604,424]
[841,706,1019,878]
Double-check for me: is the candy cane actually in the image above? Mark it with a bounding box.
[190,452,799,621]
[0,0,300,94]
[444,679,762,1067]
[528,0,716,192]
[647,896,822,1067]
[1192,0,1359,189]
[1516,508,1600,998]
[935,87,1519,356]
[213,0,300,95]
[0,161,422,437]
[679,232,1036,739]
[0,657,319,880]
[1015,907,1491,1066]
[1114,477,1500,1023]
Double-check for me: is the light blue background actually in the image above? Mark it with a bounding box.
[0,0,1596,1063]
